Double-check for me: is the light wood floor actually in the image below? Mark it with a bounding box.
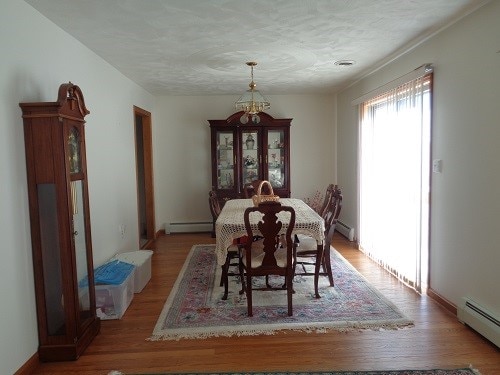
[32,233,499,375]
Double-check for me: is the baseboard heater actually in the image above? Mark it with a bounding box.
[336,220,355,241]
[457,297,499,348]
[165,221,212,234]
[168,219,356,240]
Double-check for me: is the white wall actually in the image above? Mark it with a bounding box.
[0,1,154,373]
[153,94,336,230]
[3,0,496,372]
[337,1,499,315]
[1,4,335,371]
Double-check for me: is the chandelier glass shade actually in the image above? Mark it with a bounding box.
[235,62,270,124]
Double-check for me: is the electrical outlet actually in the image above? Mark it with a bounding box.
[432,159,442,173]
[119,224,126,238]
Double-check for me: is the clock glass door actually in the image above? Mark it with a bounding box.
[71,180,92,324]
[67,125,92,325]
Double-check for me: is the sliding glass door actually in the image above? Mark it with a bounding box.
[359,72,432,292]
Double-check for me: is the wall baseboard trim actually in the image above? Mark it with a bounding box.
[14,352,38,375]
[164,222,212,234]
[427,287,457,315]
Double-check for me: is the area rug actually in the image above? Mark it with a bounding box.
[112,368,480,375]
[149,244,413,341]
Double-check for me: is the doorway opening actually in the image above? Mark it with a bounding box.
[134,106,155,249]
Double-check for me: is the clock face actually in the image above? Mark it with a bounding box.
[68,127,81,174]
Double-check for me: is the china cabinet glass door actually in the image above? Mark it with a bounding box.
[241,130,260,185]
[215,130,235,190]
[266,129,286,189]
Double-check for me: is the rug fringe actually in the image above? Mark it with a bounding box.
[147,321,414,341]
[468,364,482,375]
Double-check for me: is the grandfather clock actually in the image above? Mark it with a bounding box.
[20,82,100,361]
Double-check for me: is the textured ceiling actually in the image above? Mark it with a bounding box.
[26,0,485,96]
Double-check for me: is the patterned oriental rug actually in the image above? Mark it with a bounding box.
[113,370,480,375]
[150,244,413,341]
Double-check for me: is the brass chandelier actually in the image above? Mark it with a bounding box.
[235,61,270,124]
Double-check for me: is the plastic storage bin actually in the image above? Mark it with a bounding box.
[94,261,135,320]
[112,250,153,293]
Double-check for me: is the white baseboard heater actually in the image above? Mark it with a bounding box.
[168,220,356,240]
[165,221,212,234]
[336,221,355,241]
[457,297,499,348]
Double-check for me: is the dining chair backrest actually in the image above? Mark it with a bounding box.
[243,183,254,198]
[244,201,295,271]
[318,184,335,217]
[323,185,342,246]
[208,190,221,220]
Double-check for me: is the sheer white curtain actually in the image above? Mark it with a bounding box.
[358,70,432,293]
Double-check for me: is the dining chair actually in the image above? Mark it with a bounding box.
[243,182,255,198]
[293,185,342,292]
[208,189,221,224]
[239,201,296,317]
[208,189,221,238]
[317,183,336,217]
[209,190,241,300]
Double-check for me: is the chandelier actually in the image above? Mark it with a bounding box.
[235,62,270,124]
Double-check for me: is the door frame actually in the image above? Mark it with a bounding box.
[133,106,155,248]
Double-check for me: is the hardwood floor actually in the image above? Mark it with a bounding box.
[31,233,499,375]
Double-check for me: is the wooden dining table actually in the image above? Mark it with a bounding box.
[215,198,326,298]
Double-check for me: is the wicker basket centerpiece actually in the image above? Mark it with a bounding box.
[252,180,280,206]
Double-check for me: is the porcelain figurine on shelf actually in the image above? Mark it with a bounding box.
[245,134,255,149]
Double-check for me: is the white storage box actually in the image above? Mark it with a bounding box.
[112,250,153,293]
[95,268,134,320]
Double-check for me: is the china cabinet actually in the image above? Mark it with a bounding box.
[208,111,292,202]
[20,82,100,361]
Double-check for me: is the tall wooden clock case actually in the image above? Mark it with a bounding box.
[20,82,100,361]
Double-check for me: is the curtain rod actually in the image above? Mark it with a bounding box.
[351,64,433,106]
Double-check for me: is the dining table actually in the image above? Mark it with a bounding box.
[215,198,326,298]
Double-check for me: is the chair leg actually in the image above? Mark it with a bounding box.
[266,275,272,289]
[246,272,253,317]
[322,245,334,287]
[221,263,230,300]
[239,258,246,295]
[292,243,298,277]
[220,264,224,287]
[287,273,293,316]
[313,244,323,299]
[220,251,233,287]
